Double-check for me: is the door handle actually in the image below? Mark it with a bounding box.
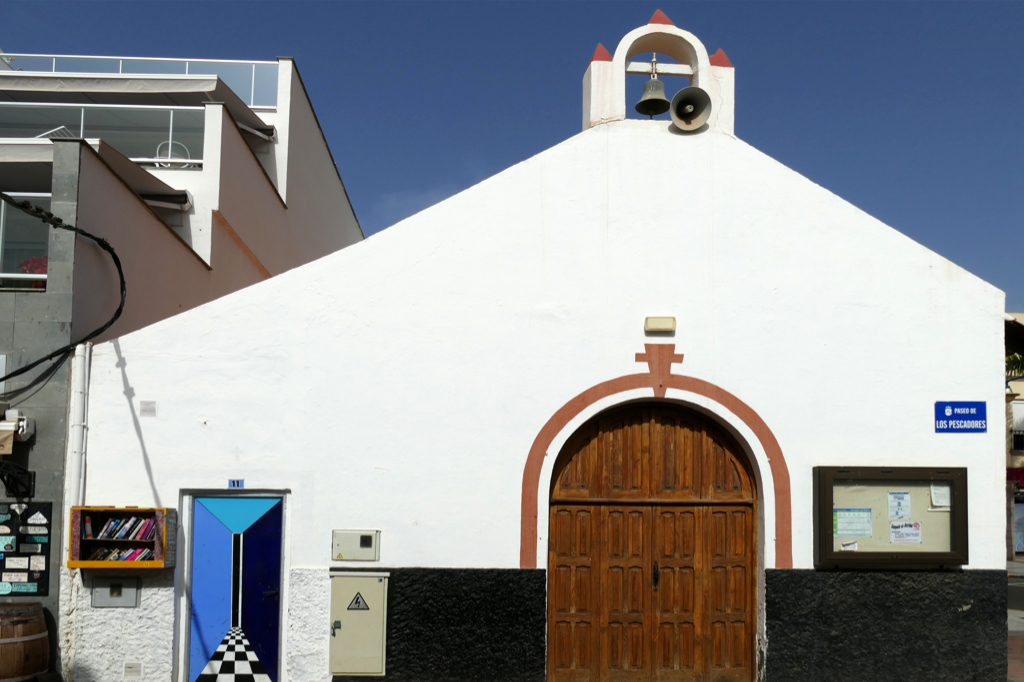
[653,561,659,589]
[331,620,341,637]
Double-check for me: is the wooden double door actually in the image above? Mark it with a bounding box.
[548,405,756,682]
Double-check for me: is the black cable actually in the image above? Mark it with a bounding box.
[0,191,126,385]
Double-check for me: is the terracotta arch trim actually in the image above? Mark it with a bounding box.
[520,344,792,569]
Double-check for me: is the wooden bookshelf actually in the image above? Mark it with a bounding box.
[67,506,177,569]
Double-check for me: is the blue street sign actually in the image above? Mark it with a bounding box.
[935,401,987,433]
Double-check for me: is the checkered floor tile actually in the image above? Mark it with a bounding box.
[196,627,272,682]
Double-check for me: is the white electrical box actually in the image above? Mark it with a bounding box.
[332,529,380,561]
[329,572,389,676]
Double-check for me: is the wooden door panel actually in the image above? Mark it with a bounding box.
[702,426,754,502]
[650,409,701,500]
[600,411,649,499]
[601,507,650,682]
[653,508,701,682]
[704,507,753,682]
[549,506,600,682]
[555,425,601,500]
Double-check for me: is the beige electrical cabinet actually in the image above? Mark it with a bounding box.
[329,572,389,676]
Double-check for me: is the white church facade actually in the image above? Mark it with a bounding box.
[56,13,1006,682]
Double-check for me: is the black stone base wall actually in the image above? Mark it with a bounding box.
[333,568,546,682]
[766,569,1006,682]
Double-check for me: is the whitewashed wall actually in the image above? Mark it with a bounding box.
[70,120,1004,680]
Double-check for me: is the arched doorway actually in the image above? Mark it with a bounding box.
[547,403,756,682]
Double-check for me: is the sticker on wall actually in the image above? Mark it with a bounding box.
[0,537,15,552]
[20,544,40,554]
[29,556,44,571]
[347,592,369,610]
[18,527,46,535]
[11,583,36,593]
[0,515,11,523]
[9,505,27,516]
[890,521,923,543]
[832,508,873,537]
[0,527,10,535]
[0,582,10,595]
[887,491,911,520]
[25,512,46,525]
[934,401,986,433]
[25,537,48,543]
[2,572,27,582]
[5,557,27,570]
[840,541,858,551]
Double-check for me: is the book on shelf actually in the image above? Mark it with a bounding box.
[115,517,137,540]
[84,515,93,539]
[95,518,115,539]
[85,546,155,562]
[102,518,125,539]
[130,518,152,540]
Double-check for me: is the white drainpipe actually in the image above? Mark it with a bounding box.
[66,343,92,507]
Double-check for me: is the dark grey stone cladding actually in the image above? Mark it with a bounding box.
[765,568,1006,682]
[0,141,80,675]
[333,568,546,682]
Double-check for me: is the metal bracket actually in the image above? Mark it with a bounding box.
[0,460,34,498]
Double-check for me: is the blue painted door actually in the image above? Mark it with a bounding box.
[242,501,283,679]
[189,497,283,682]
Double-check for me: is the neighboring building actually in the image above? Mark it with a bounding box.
[60,13,1005,682]
[1005,314,1024,555]
[0,50,362,674]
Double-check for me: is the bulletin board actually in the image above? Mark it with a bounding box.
[814,467,967,569]
[0,501,52,596]
[832,480,952,553]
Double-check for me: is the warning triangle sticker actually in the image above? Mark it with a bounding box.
[347,592,369,611]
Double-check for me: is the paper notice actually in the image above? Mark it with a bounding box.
[5,557,27,570]
[888,491,911,520]
[29,555,44,571]
[2,572,27,582]
[833,508,873,537]
[840,541,858,551]
[930,482,952,509]
[890,521,923,543]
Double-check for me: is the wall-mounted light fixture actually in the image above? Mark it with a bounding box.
[644,316,676,333]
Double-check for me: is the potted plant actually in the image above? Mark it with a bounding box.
[17,255,47,289]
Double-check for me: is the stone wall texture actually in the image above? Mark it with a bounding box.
[765,569,1006,682]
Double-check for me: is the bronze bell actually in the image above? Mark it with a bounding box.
[634,54,670,118]
[635,77,670,117]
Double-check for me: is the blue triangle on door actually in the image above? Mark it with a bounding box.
[196,498,281,534]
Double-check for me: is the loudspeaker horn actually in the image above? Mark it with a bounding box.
[670,86,712,132]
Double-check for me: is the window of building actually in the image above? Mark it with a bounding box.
[0,194,50,290]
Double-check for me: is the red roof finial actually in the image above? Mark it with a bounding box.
[649,9,674,26]
[709,49,733,68]
[590,43,613,63]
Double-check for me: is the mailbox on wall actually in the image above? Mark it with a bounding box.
[814,466,968,569]
[329,571,389,676]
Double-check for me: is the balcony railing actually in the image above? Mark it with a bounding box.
[0,193,50,290]
[0,102,204,167]
[0,54,278,108]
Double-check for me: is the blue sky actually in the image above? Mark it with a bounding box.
[4,2,1022,307]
